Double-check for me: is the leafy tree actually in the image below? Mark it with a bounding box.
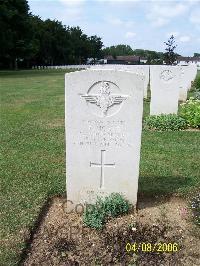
[164,35,177,65]
[0,0,31,69]
[39,19,70,65]
[68,26,93,64]
[103,45,134,57]
[0,0,103,68]
[103,46,165,64]
[133,49,146,57]
[194,53,200,57]
[88,35,103,62]
[23,15,42,67]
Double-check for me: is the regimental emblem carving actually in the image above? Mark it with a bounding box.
[80,81,129,117]
[160,69,174,82]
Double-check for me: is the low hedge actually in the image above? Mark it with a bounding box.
[144,114,187,131]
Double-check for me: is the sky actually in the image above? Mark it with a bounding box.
[28,0,200,56]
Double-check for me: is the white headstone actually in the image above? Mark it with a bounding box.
[179,66,191,101]
[134,65,149,98]
[140,65,150,98]
[89,64,149,98]
[150,66,180,115]
[115,65,149,99]
[177,65,197,99]
[187,64,197,90]
[65,70,144,206]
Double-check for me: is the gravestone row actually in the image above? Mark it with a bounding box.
[89,64,197,115]
[32,63,197,110]
[89,64,150,99]
[33,63,197,116]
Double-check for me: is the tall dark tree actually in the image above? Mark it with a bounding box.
[164,35,177,65]
[0,0,103,69]
[39,19,70,65]
[0,0,31,69]
[68,26,88,64]
[88,35,103,62]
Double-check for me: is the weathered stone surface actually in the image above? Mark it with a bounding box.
[150,66,180,115]
[65,70,144,206]
[89,64,149,98]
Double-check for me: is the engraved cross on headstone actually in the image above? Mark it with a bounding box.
[90,150,115,189]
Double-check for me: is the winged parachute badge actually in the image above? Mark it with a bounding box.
[160,69,174,82]
[80,81,129,117]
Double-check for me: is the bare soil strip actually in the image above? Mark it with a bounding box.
[23,196,200,265]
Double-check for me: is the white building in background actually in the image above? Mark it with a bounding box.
[177,56,200,70]
[140,57,148,64]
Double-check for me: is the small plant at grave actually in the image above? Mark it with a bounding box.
[83,198,106,230]
[180,97,200,128]
[83,193,131,230]
[193,75,200,91]
[194,90,200,100]
[193,75,200,100]
[190,193,200,226]
[144,114,187,131]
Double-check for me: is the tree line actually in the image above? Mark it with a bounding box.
[1,1,198,69]
[103,44,165,64]
[103,42,180,65]
[0,0,103,69]
[103,41,199,65]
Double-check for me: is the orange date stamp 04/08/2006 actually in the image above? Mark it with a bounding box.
[125,242,179,253]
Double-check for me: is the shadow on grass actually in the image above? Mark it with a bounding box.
[18,196,55,266]
[137,174,197,210]
[138,174,196,198]
[18,194,65,266]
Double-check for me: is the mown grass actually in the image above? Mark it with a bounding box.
[0,70,67,265]
[0,69,200,265]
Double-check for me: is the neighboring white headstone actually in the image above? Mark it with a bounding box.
[179,66,189,102]
[150,66,180,115]
[187,64,197,90]
[89,64,149,98]
[192,64,197,80]
[65,69,144,206]
[115,65,149,99]
[177,65,198,100]
[140,65,150,98]
[136,65,149,98]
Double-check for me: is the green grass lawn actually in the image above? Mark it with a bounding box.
[0,69,200,265]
